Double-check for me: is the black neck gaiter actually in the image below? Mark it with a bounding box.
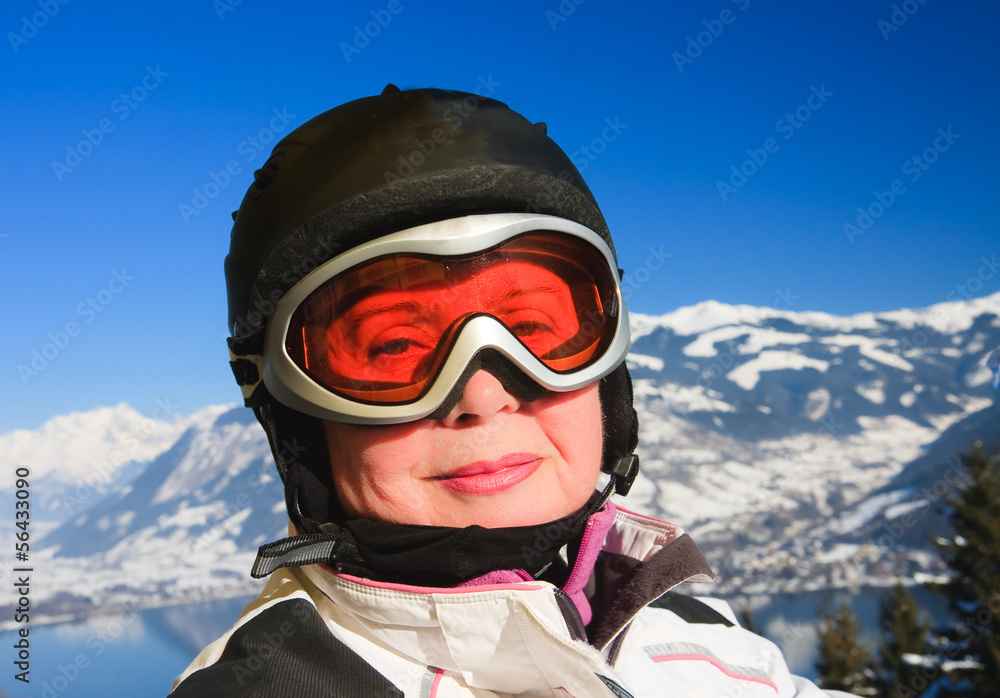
[330,492,603,587]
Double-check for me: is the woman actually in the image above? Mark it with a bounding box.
[171,86,848,697]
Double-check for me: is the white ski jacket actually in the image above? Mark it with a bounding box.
[171,505,850,697]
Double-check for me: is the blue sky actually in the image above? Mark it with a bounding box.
[2,0,998,430]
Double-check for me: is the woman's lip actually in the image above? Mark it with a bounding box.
[434,455,541,494]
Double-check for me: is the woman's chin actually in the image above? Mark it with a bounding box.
[426,491,584,529]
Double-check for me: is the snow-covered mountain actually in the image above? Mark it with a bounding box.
[0,403,194,526]
[4,292,999,625]
[0,405,285,625]
[624,292,1000,595]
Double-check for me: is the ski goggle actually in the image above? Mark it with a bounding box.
[258,214,630,424]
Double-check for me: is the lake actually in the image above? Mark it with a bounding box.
[0,596,254,698]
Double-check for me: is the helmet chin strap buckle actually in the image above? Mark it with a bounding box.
[589,453,640,517]
[606,454,639,496]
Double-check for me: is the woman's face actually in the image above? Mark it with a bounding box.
[324,373,603,528]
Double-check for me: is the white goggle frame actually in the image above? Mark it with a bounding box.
[262,213,631,424]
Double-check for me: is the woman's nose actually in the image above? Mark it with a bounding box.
[440,369,521,426]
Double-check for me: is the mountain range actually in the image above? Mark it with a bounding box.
[3,291,999,627]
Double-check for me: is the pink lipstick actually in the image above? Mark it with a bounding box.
[435,454,541,495]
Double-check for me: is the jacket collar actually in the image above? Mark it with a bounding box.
[289,507,713,693]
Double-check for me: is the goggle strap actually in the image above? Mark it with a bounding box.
[228,327,265,355]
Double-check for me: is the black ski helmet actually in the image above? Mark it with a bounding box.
[225,85,639,533]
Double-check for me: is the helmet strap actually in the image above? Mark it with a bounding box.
[598,362,639,473]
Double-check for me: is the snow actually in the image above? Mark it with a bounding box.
[626,353,664,371]
[152,418,271,505]
[818,543,861,563]
[880,290,1000,334]
[157,502,229,529]
[727,351,830,390]
[856,380,886,404]
[0,403,191,483]
[819,335,914,371]
[632,300,767,338]
[912,572,949,585]
[805,388,831,420]
[965,364,995,388]
[629,291,1000,343]
[849,416,941,474]
[902,653,936,668]
[633,380,735,413]
[825,490,912,536]
[884,499,926,520]
[682,326,812,358]
[944,394,992,412]
[940,659,983,671]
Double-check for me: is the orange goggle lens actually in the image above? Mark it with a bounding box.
[285,232,620,405]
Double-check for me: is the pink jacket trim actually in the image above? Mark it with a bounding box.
[650,654,779,692]
[333,570,544,594]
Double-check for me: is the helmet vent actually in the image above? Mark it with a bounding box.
[247,152,285,201]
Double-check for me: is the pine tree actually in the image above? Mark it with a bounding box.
[878,580,934,698]
[933,443,1000,695]
[815,599,878,695]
